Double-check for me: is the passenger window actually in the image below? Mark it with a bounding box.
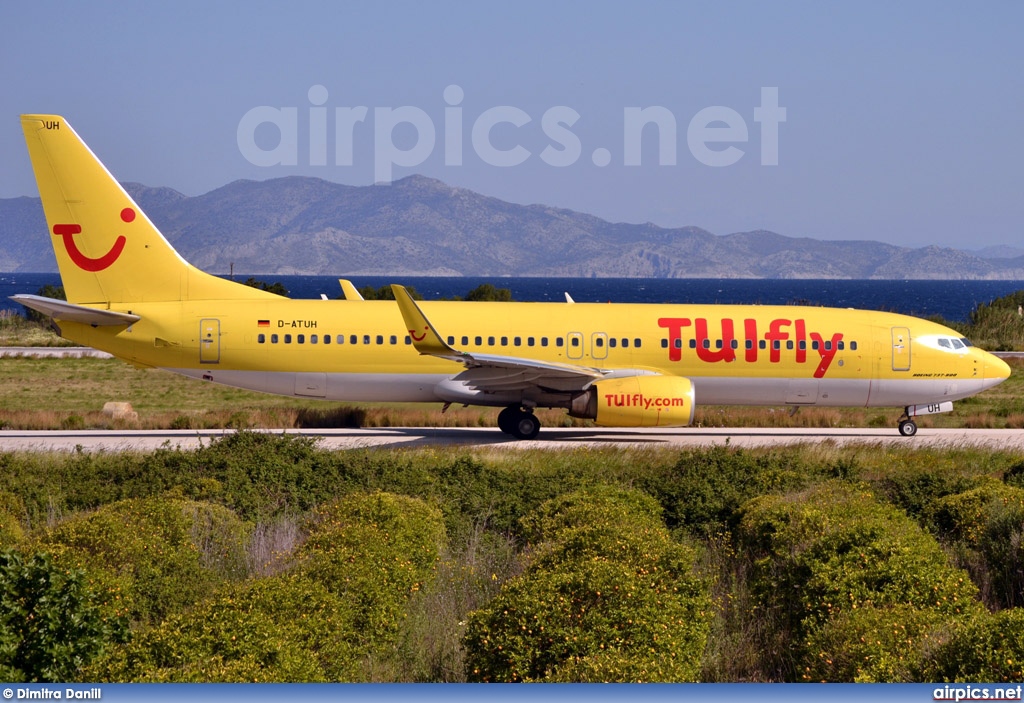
[851,341,858,351]
[405,336,412,345]
[541,337,548,347]
[311,335,318,344]
[447,336,455,345]
[351,335,358,345]
[759,340,767,350]
[634,339,641,348]
[488,336,495,346]
[745,340,753,350]
[258,334,266,344]
[837,341,844,350]
[376,335,384,345]
[390,335,397,344]
[556,338,563,347]
[570,337,579,347]
[271,334,279,343]
[715,340,723,349]
[475,336,482,346]
[702,339,711,349]
[609,338,617,348]
[688,339,696,349]
[501,336,508,346]
[798,340,806,350]
[824,340,832,351]
[514,337,522,346]
[622,338,629,348]
[297,335,305,344]
[786,341,793,350]
[772,340,780,350]
[661,339,668,349]
[595,338,604,347]
[527,337,535,346]
[284,334,292,344]
[324,335,331,345]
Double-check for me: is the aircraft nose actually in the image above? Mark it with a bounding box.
[985,353,1012,383]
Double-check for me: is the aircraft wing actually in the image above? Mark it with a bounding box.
[391,284,606,393]
[11,295,141,327]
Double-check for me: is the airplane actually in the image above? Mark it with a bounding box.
[13,114,1012,440]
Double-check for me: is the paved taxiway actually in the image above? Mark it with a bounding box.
[3,427,1024,452]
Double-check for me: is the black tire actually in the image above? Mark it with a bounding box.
[497,406,518,435]
[898,419,918,437]
[511,412,541,440]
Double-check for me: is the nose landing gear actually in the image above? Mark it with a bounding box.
[897,416,918,437]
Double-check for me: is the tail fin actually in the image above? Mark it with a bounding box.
[20,115,278,305]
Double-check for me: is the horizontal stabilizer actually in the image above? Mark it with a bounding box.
[11,295,140,327]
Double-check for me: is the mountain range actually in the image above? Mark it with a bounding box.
[1,175,1022,279]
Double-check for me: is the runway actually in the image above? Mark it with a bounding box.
[3,426,1024,452]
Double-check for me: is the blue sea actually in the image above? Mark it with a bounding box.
[3,273,1023,323]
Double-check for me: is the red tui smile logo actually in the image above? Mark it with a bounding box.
[53,207,133,272]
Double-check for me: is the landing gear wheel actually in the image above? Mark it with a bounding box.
[511,411,541,440]
[497,406,518,435]
[898,419,918,437]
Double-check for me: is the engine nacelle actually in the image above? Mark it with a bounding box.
[570,375,695,427]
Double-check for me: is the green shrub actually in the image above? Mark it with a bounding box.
[465,486,711,682]
[0,549,127,682]
[298,492,447,659]
[40,496,250,624]
[930,483,1024,609]
[802,604,947,682]
[736,482,980,679]
[875,466,983,522]
[740,482,978,630]
[0,491,25,548]
[917,608,1024,682]
[91,492,446,682]
[640,446,829,534]
[87,573,347,682]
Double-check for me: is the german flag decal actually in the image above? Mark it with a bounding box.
[257,320,270,327]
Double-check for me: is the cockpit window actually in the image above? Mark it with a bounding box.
[960,338,974,348]
[919,334,973,353]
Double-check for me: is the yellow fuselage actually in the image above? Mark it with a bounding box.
[59,298,1008,410]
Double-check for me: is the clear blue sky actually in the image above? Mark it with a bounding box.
[2,0,1021,250]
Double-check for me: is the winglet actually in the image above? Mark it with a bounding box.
[339,279,364,301]
[391,284,459,356]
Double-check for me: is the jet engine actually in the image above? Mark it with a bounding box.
[570,375,695,427]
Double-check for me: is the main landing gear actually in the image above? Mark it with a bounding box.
[497,406,541,440]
